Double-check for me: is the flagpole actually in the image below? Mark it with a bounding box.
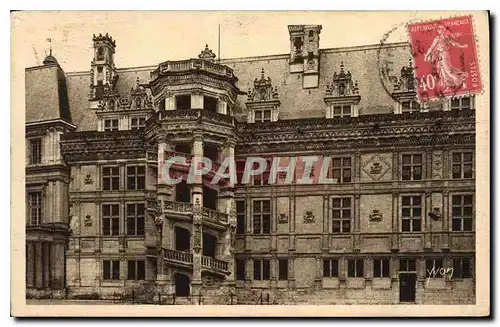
[218,24,220,63]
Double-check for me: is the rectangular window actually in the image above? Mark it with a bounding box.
[347,259,364,278]
[401,196,422,232]
[102,204,120,236]
[236,200,245,235]
[131,117,146,131]
[104,119,119,131]
[254,110,272,122]
[102,166,120,191]
[452,152,473,179]
[401,100,421,113]
[127,166,145,190]
[450,96,472,110]
[399,258,417,272]
[331,157,351,183]
[176,94,191,110]
[453,258,473,278]
[331,197,351,233]
[127,260,145,280]
[103,260,120,280]
[452,194,473,231]
[253,200,271,235]
[29,138,42,164]
[252,159,271,186]
[126,203,145,236]
[323,259,339,278]
[278,259,288,280]
[332,105,352,118]
[425,258,444,278]
[235,259,246,281]
[253,259,270,280]
[373,258,390,278]
[401,154,423,181]
[28,191,43,225]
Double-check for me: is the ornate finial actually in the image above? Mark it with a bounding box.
[393,58,416,92]
[247,68,279,102]
[92,33,116,47]
[328,62,359,97]
[198,44,216,62]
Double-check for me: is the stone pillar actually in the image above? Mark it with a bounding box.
[191,90,204,109]
[270,255,277,289]
[315,256,322,289]
[51,242,65,289]
[391,192,399,251]
[322,195,329,250]
[288,256,295,289]
[191,134,204,295]
[245,258,252,288]
[35,242,43,288]
[26,242,34,288]
[442,191,450,249]
[353,194,361,250]
[42,243,51,288]
[391,255,399,289]
[424,191,432,249]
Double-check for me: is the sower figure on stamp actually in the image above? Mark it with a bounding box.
[424,24,469,93]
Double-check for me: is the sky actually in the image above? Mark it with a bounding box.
[12,11,482,72]
[10,11,445,72]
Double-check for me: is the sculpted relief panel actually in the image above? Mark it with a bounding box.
[360,153,393,182]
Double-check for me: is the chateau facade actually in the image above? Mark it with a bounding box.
[25,25,475,304]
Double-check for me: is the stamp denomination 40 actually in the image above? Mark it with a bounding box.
[408,16,482,101]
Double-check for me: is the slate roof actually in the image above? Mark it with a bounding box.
[26,41,413,131]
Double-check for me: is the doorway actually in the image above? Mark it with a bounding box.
[175,226,190,252]
[174,273,190,297]
[176,181,191,203]
[202,233,217,258]
[203,186,218,210]
[399,273,417,303]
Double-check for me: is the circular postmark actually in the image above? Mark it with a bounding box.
[376,19,466,111]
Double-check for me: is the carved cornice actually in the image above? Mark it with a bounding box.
[236,133,475,154]
[60,130,145,162]
[237,109,474,134]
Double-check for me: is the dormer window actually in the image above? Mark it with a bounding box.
[104,119,119,131]
[451,96,473,110]
[330,105,352,118]
[324,62,361,118]
[246,69,280,123]
[392,59,421,114]
[401,100,421,113]
[254,109,272,122]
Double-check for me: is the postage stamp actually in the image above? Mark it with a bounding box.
[408,16,482,101]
